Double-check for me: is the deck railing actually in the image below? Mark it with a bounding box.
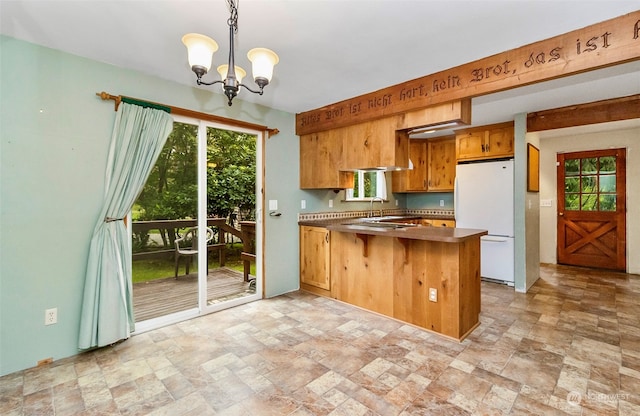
[132,218,256,281]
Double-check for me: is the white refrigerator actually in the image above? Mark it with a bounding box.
[455,159,515,285]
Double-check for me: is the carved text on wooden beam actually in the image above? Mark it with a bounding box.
[296,11,640,135]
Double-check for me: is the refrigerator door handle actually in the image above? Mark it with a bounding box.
[481,236,509,242]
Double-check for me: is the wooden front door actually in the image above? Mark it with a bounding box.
[557,149,626,271]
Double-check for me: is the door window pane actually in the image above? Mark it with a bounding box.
[599,156,616,174]
[565,159,580,176]
[581,194,597,211]
[599,175,616,193]
[599,195,616,211]
[563,156,617,212]
[565,194,579,210]
[581,158,597,174]
[564,177,579,193]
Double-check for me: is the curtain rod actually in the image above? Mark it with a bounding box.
[96,91,279,137]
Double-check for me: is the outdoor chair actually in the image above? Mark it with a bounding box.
[174,227,214,278]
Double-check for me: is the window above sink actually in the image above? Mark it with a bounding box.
[345,171,387,202]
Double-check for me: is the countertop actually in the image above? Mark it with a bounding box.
[297,214,454,228]
[326,222,487,243]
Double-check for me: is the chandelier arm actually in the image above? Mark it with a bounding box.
[196,79,225,87]
[239,83,264,95]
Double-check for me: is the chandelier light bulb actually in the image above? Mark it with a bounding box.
[247,48,279,85]
[182,33,219,75]
[217,65,247,84]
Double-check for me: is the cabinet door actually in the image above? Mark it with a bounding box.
[455,131,486,161]
[392,140,428,192]
[427,137,456,192]
[344,117,408,170]
[300,132,353,189]
[408,140,429,191]
[300,226,330,290]
[485,125,514,158]
[456,122,514,162]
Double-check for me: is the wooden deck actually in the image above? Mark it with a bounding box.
[132,267,255,322]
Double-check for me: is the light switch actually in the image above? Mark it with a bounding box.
[540,199,553,207]
[268,200,278,210]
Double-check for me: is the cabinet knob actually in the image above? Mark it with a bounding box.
[481,144,485,152]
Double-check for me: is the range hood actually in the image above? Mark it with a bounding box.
[403,99,471,138]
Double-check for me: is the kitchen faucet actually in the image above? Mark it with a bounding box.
[369,197,385,218]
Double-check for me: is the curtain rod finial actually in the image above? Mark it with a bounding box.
[96,91,122,111]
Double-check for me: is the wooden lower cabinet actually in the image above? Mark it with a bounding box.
[330,232,480,341]
[423,219,456,227]
[299,226,331,295]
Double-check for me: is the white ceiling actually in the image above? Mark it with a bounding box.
[1,0,639,132]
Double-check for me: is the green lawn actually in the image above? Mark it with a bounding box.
[132,258,256,283]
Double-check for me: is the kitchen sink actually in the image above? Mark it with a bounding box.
[364,215,419,222]
[345,221,419,230]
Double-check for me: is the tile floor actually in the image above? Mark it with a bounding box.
[1,264,639,415]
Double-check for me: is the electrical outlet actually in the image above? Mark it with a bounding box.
[439,199,445,207]
[45,308,57,325]
[328,199,333,208]
[428,288,438,302]
[301,199,306,209]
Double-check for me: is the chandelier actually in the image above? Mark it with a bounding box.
[182,0,279,106]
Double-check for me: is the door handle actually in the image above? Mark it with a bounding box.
[559,212,564,216]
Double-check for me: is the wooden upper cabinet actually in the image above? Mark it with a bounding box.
[455,122,514,162]
[300,131,354,189]
[343,117,409,170]
[393,136,456,193]
[427,136,456,192]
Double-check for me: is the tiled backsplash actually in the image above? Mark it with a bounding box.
[298,209,454,222]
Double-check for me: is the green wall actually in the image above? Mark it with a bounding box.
[0,35,299,376]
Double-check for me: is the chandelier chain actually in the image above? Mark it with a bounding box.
[227,0,239,34]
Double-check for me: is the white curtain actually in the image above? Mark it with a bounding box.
[78,102,173,349]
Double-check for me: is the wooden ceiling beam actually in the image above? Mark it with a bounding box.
[527,94,640,132]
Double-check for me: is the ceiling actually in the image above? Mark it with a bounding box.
[1,0,639,133]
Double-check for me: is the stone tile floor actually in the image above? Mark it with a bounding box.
[1,264,639,415]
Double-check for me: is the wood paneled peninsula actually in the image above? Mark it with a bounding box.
[300,221,486,341]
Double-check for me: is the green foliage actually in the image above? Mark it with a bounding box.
[206,128,256,220]
[135,124,256,222]
[563,156,617,212]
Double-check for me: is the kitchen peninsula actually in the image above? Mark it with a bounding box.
[301,220,487,341]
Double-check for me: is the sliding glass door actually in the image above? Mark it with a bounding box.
[131,116,262,330]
